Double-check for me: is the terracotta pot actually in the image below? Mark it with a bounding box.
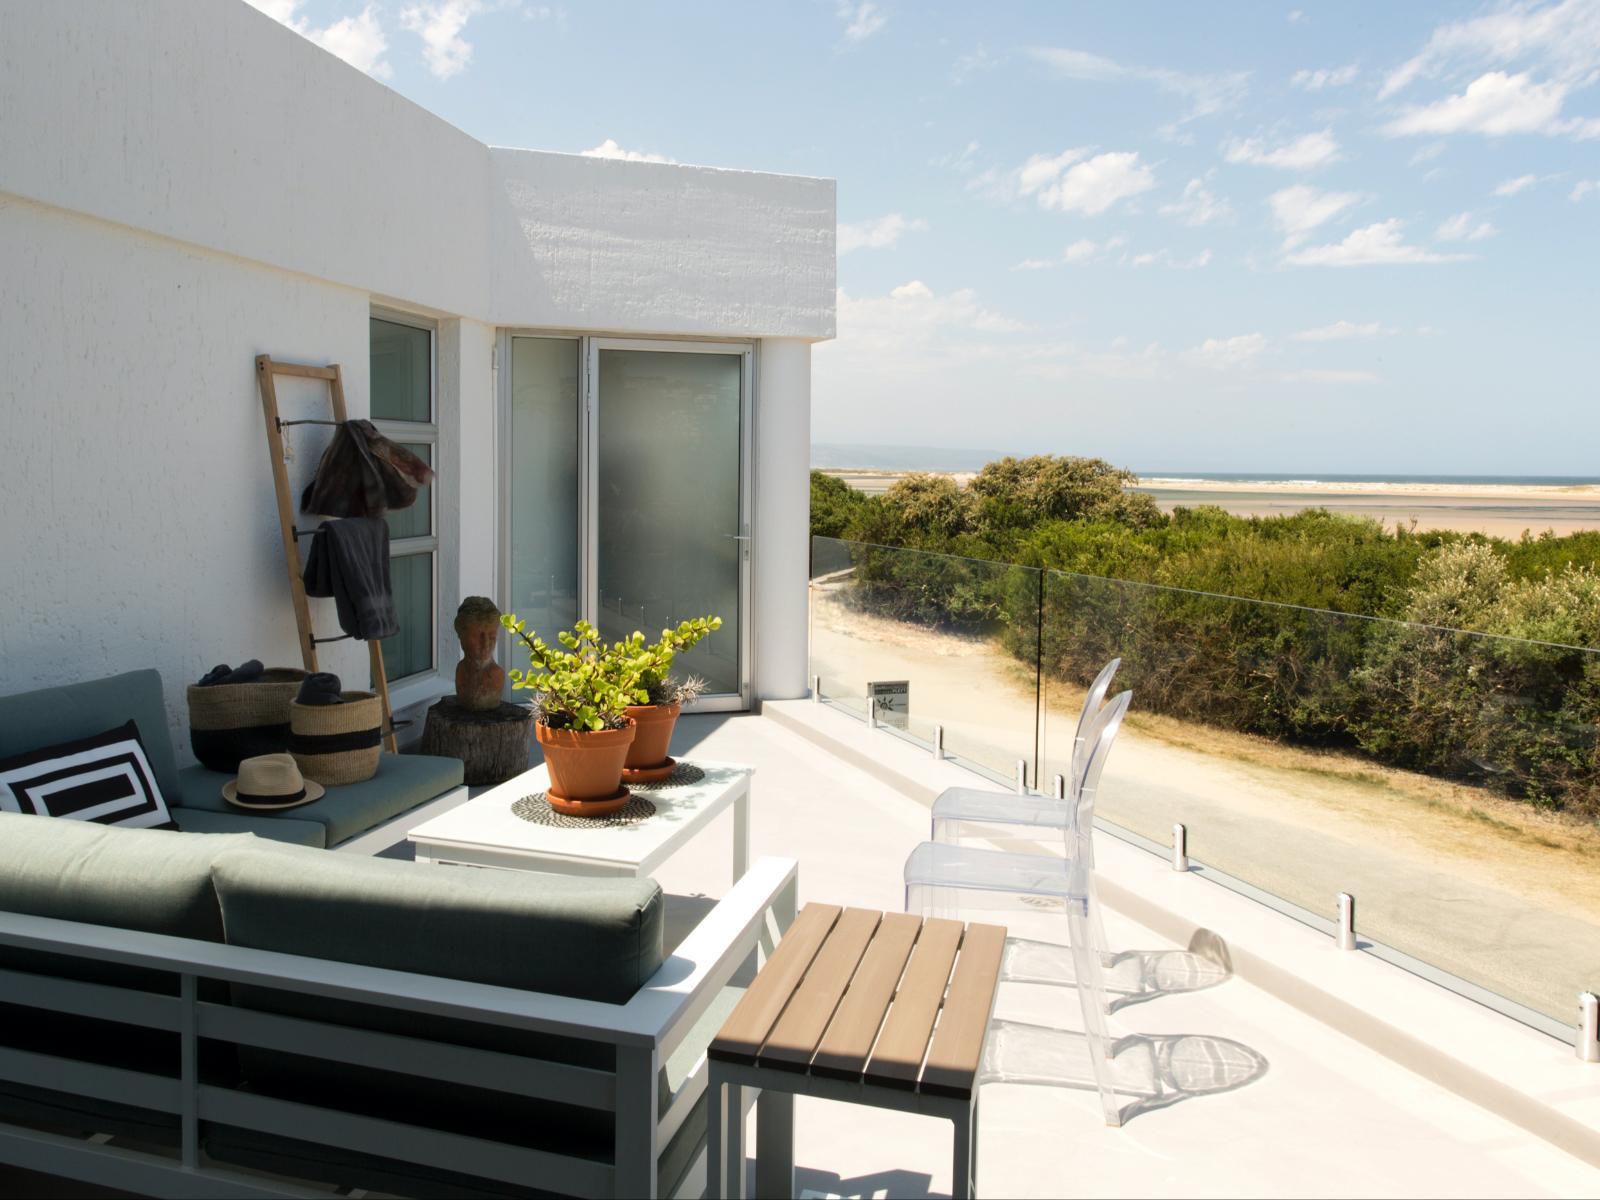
[623,702,682,769]
[536,719,636,801]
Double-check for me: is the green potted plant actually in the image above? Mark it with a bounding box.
[500,616,646,813]
[621,616,722,780]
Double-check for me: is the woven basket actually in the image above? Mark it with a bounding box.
[187,668,308,773]
[289,691,382,786]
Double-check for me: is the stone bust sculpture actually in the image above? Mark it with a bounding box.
[453,596,506,712]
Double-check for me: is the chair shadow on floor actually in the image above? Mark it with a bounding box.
[981,1019,1270,1125]
[789,1165,940,1200]
[1002,928,1234,1013]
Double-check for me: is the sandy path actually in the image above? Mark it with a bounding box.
[810,583,1600,1023]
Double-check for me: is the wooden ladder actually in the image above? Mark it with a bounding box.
[256,355,398,753]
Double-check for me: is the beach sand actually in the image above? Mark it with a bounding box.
[821,469,1600,538]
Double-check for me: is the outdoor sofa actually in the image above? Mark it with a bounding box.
[0,669,468,850]
[0,810,798,1197]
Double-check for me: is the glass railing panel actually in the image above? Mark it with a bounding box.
[1042,568,1600,1029]
[809,536,1041,785]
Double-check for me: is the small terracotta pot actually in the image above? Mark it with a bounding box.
[536,719,637,801]
[623,702,682,769]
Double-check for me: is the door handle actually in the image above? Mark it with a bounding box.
[724,535,752,541]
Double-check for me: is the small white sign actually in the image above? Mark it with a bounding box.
[868,680,910,730]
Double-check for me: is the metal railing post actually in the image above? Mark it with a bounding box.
[932,724,945,760]
[1580,993,1600,1063]
[1171,823,1188,872]
[868,696,878,729]
[1052,774,1065,801]
[1337,893,1357,951]
[1014,759,1027,794]
[811,674,820,703]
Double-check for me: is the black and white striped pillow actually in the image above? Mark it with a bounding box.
[0,721,176,830]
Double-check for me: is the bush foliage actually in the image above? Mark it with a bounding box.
[810,459,1600,815]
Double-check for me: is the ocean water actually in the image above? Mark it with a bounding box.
[811,445,1600,487]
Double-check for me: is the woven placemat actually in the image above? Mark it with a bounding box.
[511,793,657,828]
[628,762,706,791]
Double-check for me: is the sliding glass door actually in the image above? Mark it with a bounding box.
[505,336,751,710]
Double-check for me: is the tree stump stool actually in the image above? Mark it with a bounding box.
[420,697,535,786]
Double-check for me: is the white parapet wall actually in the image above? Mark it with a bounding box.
[0,0,834,749]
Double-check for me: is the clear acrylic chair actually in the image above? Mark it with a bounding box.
[904,691,1133,1126]
[929,657,1119,847]
[930,678,1129,975]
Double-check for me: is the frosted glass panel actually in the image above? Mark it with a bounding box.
[381,551,434,681]
[509,338,581,640]
[597,349,742,696]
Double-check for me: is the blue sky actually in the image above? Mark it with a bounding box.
[251,1,1600,475]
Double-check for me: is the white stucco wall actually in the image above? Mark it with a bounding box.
[0,197,373,742]
[754,340,815,699]
[0,1,835,339]
[0,0,834,745]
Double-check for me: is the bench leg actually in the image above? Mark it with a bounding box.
[951,1097,977,1200]
[755,1086,794,1199]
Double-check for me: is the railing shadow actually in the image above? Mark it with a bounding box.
[981,1020,1269,1125]
[790,1166,940,1200]
[1002,929,1234,1013]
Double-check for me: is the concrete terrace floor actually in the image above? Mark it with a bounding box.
[641,708,1600,1199]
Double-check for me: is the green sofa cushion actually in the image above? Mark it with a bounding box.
[171,806,326,847]
[212,842,663,1001]
[178,752,463,846]
[0,670,182,809]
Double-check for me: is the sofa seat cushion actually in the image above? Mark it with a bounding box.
[0,670,182,810]
[171,806,325,847]
[178,752,463,846]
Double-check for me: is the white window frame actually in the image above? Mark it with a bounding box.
[369,307,440,687]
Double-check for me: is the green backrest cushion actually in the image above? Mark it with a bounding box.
[213,842,664,1001]
[211,844,666,1159]
[0,670,182,806]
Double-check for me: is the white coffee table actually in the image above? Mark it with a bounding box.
[407,758,752,881]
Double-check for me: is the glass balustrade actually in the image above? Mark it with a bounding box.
[810,535,1600,1037]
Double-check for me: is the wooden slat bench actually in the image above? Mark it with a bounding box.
[707,904,1006,1199]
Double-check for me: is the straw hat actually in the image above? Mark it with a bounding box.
[222,753,325,810]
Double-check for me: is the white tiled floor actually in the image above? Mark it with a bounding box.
[652,711,1600,1199]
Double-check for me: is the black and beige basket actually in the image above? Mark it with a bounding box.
[187,668,309,773]
[289,691,383,786]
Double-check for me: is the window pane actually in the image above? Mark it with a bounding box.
[381,552,434,681]
[385,442,432,540]
[508,338,581,640]
[370,318,431,423]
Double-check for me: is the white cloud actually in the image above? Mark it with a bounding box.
[1133,248,1212,269]
[1268,184,1364,246]
[1028,46,1248,122]
[400,0,483,80]
[1012,236,1127,270]
[1016,150,1155,215]
[835,281,1027,362]
[1408,141,1448,165]
[580,139,675,164]
[1286,219,1473,266]
[1191,333,1267,369]
[1494,172,1540,195]
[1380,0,1600,100]
[951,44,999,84]
[1573,179,1600,199]
[1282,369,1381,384]
[1382,70,1583,137]
[1160,177,1233,225]
[1287,9,1308,24]
[1292,320,1385,341]
[837,213,928,254]
[1292,64,1359,90]
[837,2,887,45]
[247,0,391,78]
[1436,211,1497,241]
[1224,129,1341,169]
